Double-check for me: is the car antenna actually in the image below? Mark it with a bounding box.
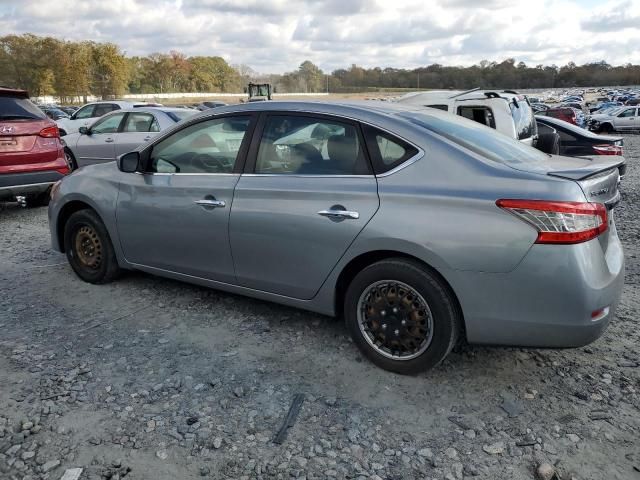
[448,87,481,99]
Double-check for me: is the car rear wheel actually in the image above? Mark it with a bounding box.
[64,209,121,284]
[64,148,78,171]
[344,259,461,374]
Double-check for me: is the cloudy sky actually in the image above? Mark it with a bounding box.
[1,0,639,73]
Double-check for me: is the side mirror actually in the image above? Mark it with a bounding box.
[78,126,90,135]
[117,151,140,173]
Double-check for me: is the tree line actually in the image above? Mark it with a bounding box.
[1,34,639,102]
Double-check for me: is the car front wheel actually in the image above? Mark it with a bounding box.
[344,259,461,375]
[64,209,121,284]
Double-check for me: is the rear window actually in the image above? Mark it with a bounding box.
[0,97,46,120]
[398,110,548,169]
[509,98,537,140]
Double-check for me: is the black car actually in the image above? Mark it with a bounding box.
[535,115,624,157]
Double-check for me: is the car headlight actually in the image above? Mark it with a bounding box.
[50,180,62,199]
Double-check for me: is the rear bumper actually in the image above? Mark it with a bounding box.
[0,170,65,200]
[448,226,625,348]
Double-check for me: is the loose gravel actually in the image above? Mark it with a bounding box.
[1,136,639,480]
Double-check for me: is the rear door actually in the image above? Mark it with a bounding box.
[116,112,160,156]
[230,113,379,300]
[73,112,125,166]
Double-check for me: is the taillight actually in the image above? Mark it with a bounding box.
[592,144,623,156]
[39,126,60,138]
[496,199,608,244]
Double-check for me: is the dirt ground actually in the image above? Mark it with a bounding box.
[0,137,639,480]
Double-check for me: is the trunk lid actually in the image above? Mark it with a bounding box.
[538,155,622,208]
[0,119,52,154]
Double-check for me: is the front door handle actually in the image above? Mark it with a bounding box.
[318,208,360,220]
[143,135,152,141]
[195,199,226,208]
[105,137,114,143]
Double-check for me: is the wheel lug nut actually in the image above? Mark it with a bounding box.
[392,307,398,313]
[401,320,406,326]
[381,324,387,330]
[381,310,386,316]
[394,329,399,336]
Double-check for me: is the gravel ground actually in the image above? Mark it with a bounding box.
[1,137,639,480]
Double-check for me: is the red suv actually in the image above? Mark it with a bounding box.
[0,87,70,206]
[542,107,578,125]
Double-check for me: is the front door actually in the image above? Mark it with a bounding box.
[230,113,379,300]
[116,114,255,283]
[615,107,638,130]
[74,112,125,166]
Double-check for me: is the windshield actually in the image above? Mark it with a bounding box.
[509,98,537,140]
[0,97,46,120]
[398,110,549,168]
[164,109,198,122]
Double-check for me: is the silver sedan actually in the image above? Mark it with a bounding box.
[48,101,625,374]
[62,107,197,169]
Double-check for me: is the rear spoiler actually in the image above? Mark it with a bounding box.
[547,157,625,181]
[0,87,29,98]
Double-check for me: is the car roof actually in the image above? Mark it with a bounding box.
[396,89,522,103]
[105,107,193,114]
[0,87,29,98]
[197,100,429,118]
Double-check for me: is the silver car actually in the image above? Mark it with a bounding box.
[48,101,625,374]
[62,107,197,169]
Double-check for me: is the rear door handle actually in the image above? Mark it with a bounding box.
[317,209,359,220]
[143,136,152,141]
[105,138,114,143]
[195,199,226,208]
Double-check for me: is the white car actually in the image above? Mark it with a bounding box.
[394,89,538,147]
[588,106,640,133]
[56,101,150,136]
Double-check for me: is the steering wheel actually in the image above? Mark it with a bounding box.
[190,153,226,172]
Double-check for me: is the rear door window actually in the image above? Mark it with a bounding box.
[457,106,496,129]
[255,115,370,175]
[123,113,157,132]
[93,104,116,117]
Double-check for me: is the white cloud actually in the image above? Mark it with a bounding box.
[0,0,638,73]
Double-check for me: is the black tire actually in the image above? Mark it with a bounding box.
[536,132,560,155]
[64,148,78,171]
[599,123,613,134]
[344,259,461,375]
[64,209,121,284]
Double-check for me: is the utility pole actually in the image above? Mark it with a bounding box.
[326,74,329,94]
[417,72,420,90]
